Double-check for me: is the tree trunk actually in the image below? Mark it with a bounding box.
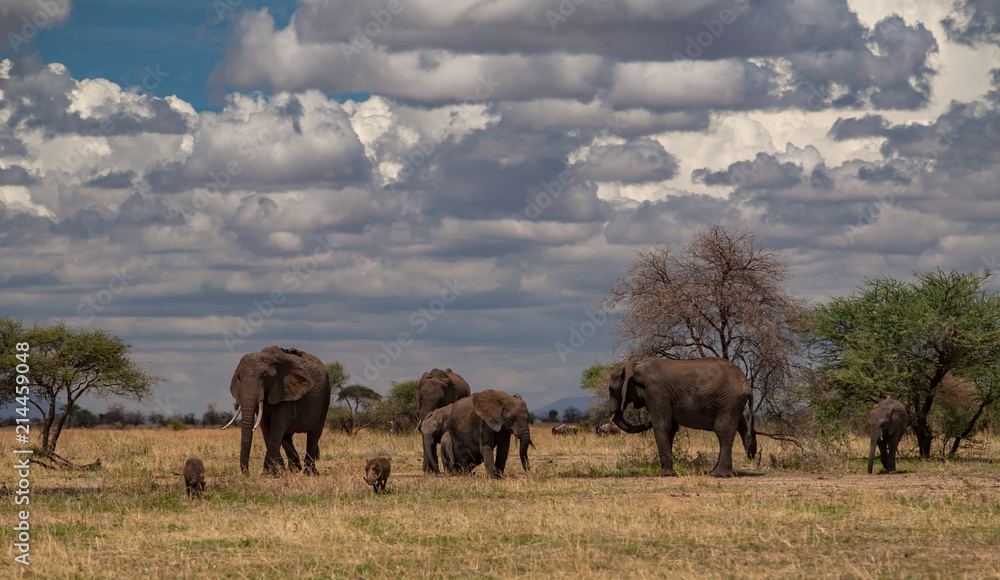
[41,396,57,451]
[948,400,989,459]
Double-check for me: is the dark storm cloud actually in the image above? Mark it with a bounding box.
[572,139,678,184]
[785,16,937,111]
[692,153,804,190]
[84,170,135,189]
[879,101,1000,173]
[291,0,863,61]
[0,165,35,185]
[857,165,911,185]
[942,0,1000,46]
[829,114,890,140]
[0,135,28,157]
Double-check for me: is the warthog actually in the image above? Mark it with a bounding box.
[364,457,391,493]
[184,458,206,499]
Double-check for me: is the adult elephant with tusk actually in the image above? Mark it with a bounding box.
[445,390,534,479]
[223,346,331,475]
[609,357,757,478]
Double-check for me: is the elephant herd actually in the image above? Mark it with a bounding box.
[417,369,534,479]
[216,347,908,486]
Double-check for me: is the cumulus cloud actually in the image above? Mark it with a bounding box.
[209,1,939,114]
[6,1,1000,413]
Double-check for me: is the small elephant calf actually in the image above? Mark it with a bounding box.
[184,458,206,499]
[364,457,391,494]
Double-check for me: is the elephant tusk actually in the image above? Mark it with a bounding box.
[220,406,241,430]
[252,401,263,431]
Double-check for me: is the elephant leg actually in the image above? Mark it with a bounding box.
[878,437,889,472]
[481,436,501,479]
[886,431,902,473]
[303,429,321,475]
[262,415,288,475]
[282,433,302,473]
[710,427,738,478]
[651,416,679,477]
[494,433,511,477]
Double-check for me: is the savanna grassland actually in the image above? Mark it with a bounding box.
[2,425,1000,579]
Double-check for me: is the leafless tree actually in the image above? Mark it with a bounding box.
[602,225,806,422]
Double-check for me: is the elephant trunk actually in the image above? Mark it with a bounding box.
[868,434,878,474]
[239,399,258,475]
[612,410,652,434]
[518,431,532,472]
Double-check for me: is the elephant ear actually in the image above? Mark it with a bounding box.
[266,347,314,404]
[473,390,505,432]
[620,362,636,413]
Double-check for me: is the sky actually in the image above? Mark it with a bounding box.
[1,0,999,417]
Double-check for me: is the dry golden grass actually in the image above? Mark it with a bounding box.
[2,425,999,579]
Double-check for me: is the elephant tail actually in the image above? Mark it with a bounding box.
[744,386,758,460]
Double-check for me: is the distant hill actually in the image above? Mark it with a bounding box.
[531,396,597,419]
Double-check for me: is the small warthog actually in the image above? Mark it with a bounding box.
[184,458,206,499]
[551,424,579,435]
[364,457,391,493]
[595,423,621,436]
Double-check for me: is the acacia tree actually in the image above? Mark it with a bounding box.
[602,225,806,421]
[0,318,161,453]
[808,269,1000,458]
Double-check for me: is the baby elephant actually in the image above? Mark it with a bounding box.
[868,397,907,474]
[184,458,206,499]
[364,457,391,494]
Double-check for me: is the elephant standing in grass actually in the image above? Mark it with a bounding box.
[417,368,471,428]
[420,404,455,474]
[609,357,757,478]
[445,390,534,479]
[868,397,907,474]
[223,346,331,475]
